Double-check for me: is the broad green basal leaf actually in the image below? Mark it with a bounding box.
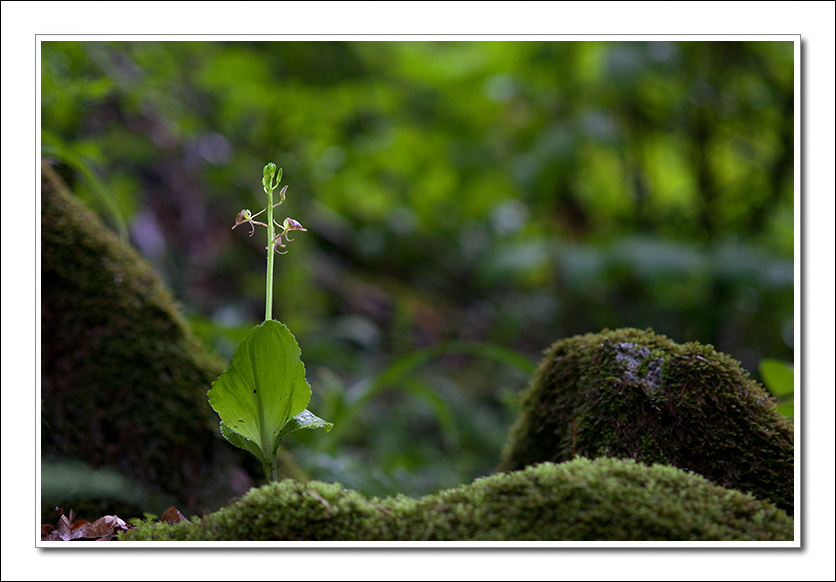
[208,320,313,464]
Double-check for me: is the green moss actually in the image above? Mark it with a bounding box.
[40,162,302,516]
[497,328,794,515]
[121,457,792,541]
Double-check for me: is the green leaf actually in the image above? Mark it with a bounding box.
[274,409,334,454]
[208,320,312,464]
[219,421,265,463]
[759,358,794,397]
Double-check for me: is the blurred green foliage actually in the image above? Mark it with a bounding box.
[759,358,794,419]
[41,40,794,498]
[41,458,176,525]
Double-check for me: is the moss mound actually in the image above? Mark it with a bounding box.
[497,328,794,515]
[40,161,301,516]
[122,457,792,541]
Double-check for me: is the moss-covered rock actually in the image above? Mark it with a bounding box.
[121,457,792,541]
[497,328,794,515]
[40,161,302,517]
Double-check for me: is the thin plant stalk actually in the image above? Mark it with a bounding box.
[261,458,278,483]
[265,180,275,322]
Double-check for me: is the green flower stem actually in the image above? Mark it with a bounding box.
[261,457,278,483]
[260,175,275,462]
[265,180,275,322]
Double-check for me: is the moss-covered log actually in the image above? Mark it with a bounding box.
[40,161,302,516]
[122,457,792,541]
[498,328,794,515]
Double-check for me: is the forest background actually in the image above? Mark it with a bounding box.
[3,1,835,579]
[39,39,796,498]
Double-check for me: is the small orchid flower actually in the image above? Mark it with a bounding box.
[268,217,307,254]
[232,209,268,237]
[282,217,307,241]
[269,232,287,254]
[233,185,290,237]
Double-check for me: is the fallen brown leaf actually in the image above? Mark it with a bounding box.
[160,506,189,524]
[42,508,133,541]
[71,519,91,531]
[41,524,53,540]
[55,513,83,541]
[78,515,131,541]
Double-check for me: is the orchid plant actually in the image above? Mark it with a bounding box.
[208,163,332,483]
